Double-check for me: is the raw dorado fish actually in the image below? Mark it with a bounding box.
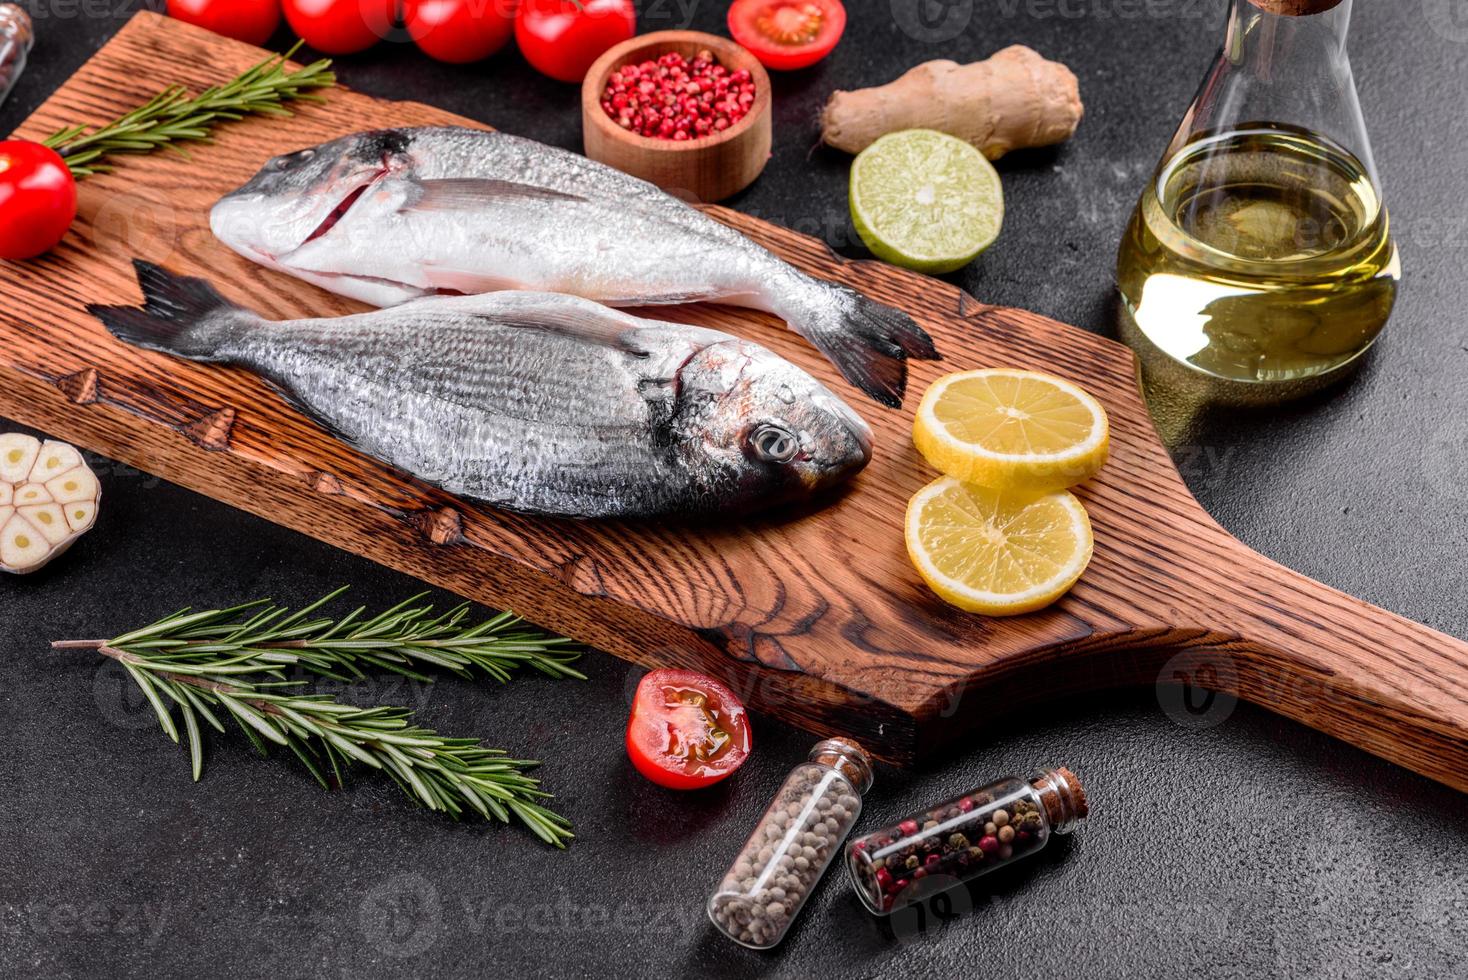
[209,127,940,408]
[90,261,872,520]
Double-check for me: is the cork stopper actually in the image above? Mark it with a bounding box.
[0,3,33,48]
[1031,766,1088,834]
[1248,0,1345,15]
[808,737,874,795]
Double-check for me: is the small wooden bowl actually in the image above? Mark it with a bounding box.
[582,30,773,203]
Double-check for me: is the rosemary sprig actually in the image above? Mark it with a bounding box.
[42,42,336,178]
[54,590,584,846]
[55,585,587,684]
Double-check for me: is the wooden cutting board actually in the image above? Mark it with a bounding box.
[5,13,1467,787]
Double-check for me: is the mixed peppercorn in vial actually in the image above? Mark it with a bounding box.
[707,738,873,948]
[846,766,1087,915]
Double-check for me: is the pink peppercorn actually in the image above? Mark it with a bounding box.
[601,50,756,141]
[898,819,919,836]
[978,835,1000,855]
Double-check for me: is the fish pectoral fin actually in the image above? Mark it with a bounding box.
[401,178,588,213]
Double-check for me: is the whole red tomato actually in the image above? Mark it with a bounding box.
[0,141,77,261]
[405,0,517,64]
[625,669,752,790]
[166,0,282,46]
[516,0,635,83]
[281,0,396,55]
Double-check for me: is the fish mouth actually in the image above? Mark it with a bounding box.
[298,166,390,250]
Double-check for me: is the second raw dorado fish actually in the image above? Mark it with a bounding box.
[90,261,871,520]
[209,127,939,408]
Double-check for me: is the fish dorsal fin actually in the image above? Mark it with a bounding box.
[402,178,587,213]
[485,305,652,358]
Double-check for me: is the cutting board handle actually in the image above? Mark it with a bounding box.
[1173,542,1468,790]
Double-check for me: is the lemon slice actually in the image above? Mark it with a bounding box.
[906,477,1093,615]
[850,129,1003,274]
[913,369,1109,492]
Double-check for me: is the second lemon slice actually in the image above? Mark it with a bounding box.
[913,369,1109,492]
[905,477,1093,616]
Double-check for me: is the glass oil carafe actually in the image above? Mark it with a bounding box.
[1116,0,1398,406]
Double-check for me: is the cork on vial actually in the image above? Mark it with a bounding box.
[1248,0,1346,15]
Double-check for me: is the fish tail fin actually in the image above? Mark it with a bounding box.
[88,259,256,361]
[780,280,940,409]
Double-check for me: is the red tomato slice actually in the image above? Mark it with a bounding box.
[405,0,517,64]
[515,0,636,83]
[727,0,845,72]
[166,0,282,47]
[626,669,752,789]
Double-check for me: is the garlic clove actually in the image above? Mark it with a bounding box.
[0,434,41,484]
[30,441,83,482]
[0,434,101,574]
[45,467,97,505]
[15,483,51,505]
[1,513,51,570]
[18,504,71,545]
[63,500,97,533]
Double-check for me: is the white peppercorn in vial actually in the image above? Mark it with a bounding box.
[846,766,1087,915]
[0,3,33,109]
[707,738,874,949]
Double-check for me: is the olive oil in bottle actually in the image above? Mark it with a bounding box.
[1117,125,1398,403]
[1118,0,1398,407]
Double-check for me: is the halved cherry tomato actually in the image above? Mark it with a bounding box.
[727,0,845,72]
[281,0,396,55]
[166,0,282,46]
[626,668,752,790]
[0,140,77,261]
[515,0,635,84]
[405,0,517,64]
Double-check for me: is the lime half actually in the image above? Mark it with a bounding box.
[850,129,1004,274]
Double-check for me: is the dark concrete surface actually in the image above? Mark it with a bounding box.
[3,1,1467,977]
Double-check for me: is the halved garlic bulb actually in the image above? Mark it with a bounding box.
[0,434,101,574]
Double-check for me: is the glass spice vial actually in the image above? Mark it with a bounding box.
[707,738,874,949]
[0,3,33,109]
[846,766,1088,915]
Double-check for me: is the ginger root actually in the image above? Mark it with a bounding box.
[820,46,1083,159]
[0,433,100,574]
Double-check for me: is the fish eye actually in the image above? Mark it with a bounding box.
[269,149,315,171]
[749,424,799,463]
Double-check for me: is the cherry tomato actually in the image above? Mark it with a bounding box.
[281,0,396,55]
[626,668,752,790]
[727,0,845,72]
[515,0,635,84]
[405,0,516,64]
[0,141,77,261]
[166,0,282,46]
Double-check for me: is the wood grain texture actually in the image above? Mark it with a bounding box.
[4,13,1466,787]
